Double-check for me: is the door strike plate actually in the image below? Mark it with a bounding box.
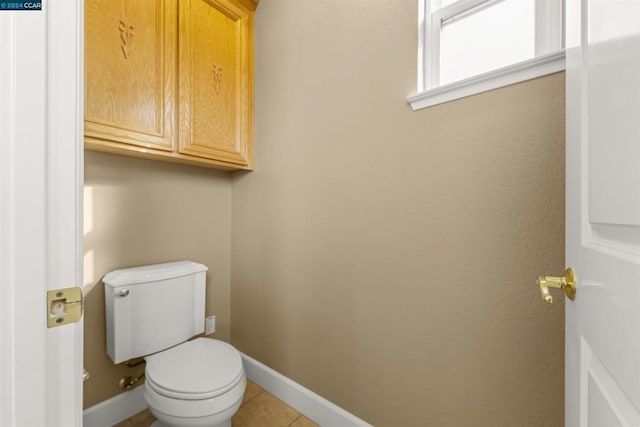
[47,287,83,328]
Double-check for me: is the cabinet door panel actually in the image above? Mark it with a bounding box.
[85,0,176,151]
[179,0,253,167]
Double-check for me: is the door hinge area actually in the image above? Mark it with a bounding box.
[47,287,83,328]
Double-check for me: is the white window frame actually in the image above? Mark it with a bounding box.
[409,0,565,110]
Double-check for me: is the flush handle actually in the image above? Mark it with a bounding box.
[537,268,577,304]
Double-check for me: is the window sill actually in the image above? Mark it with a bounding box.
[407,50,565,111]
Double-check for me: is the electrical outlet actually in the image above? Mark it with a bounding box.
[205,315,216,335]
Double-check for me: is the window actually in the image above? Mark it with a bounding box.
[409,0,565,110]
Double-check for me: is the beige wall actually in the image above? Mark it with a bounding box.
[231,1,566,426]
[83,151,232,408]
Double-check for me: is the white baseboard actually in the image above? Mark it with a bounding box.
[241,353,372,427]
[83,386,146,427]
[83,354,371,427]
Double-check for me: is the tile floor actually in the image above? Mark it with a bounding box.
[114,380,319,427]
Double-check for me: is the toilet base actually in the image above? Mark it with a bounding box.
[148,400,239,427]
[146,389,242,427]
[151,419,230,427]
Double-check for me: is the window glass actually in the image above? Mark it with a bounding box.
[439,0,535,85]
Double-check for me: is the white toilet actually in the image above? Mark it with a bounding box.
[104,261,246,427]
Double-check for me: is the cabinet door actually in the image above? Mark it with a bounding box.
[85,0,176,151]
[178,0,253,168]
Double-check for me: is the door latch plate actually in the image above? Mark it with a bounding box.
[47,287,83,328]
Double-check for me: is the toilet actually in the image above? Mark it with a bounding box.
[103,261,246,427]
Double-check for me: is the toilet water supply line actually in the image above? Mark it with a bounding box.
[119,373,145,390]
[119,358,146,390]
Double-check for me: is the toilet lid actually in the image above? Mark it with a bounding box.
[145,338,243,400]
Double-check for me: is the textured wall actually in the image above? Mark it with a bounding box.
[231,1,566,426]
[83,151,232,408]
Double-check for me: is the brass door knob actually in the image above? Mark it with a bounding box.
[537,268,577,304]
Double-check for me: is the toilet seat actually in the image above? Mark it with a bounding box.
[145,338,244,400]
[144,371,245,423]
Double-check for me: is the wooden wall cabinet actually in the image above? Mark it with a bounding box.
[85,0,257,171]
[85,0,177,153]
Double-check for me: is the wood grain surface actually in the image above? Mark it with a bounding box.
[85,0,176,151]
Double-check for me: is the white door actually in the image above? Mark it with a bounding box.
[0,1,84,426]
[564,0,640,425]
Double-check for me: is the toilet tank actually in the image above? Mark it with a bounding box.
[103,261,208,364]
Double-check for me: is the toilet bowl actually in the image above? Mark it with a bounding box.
[143,338,246,427]
[103,261,246,427]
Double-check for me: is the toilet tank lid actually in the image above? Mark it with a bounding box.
[103,261,208,287]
